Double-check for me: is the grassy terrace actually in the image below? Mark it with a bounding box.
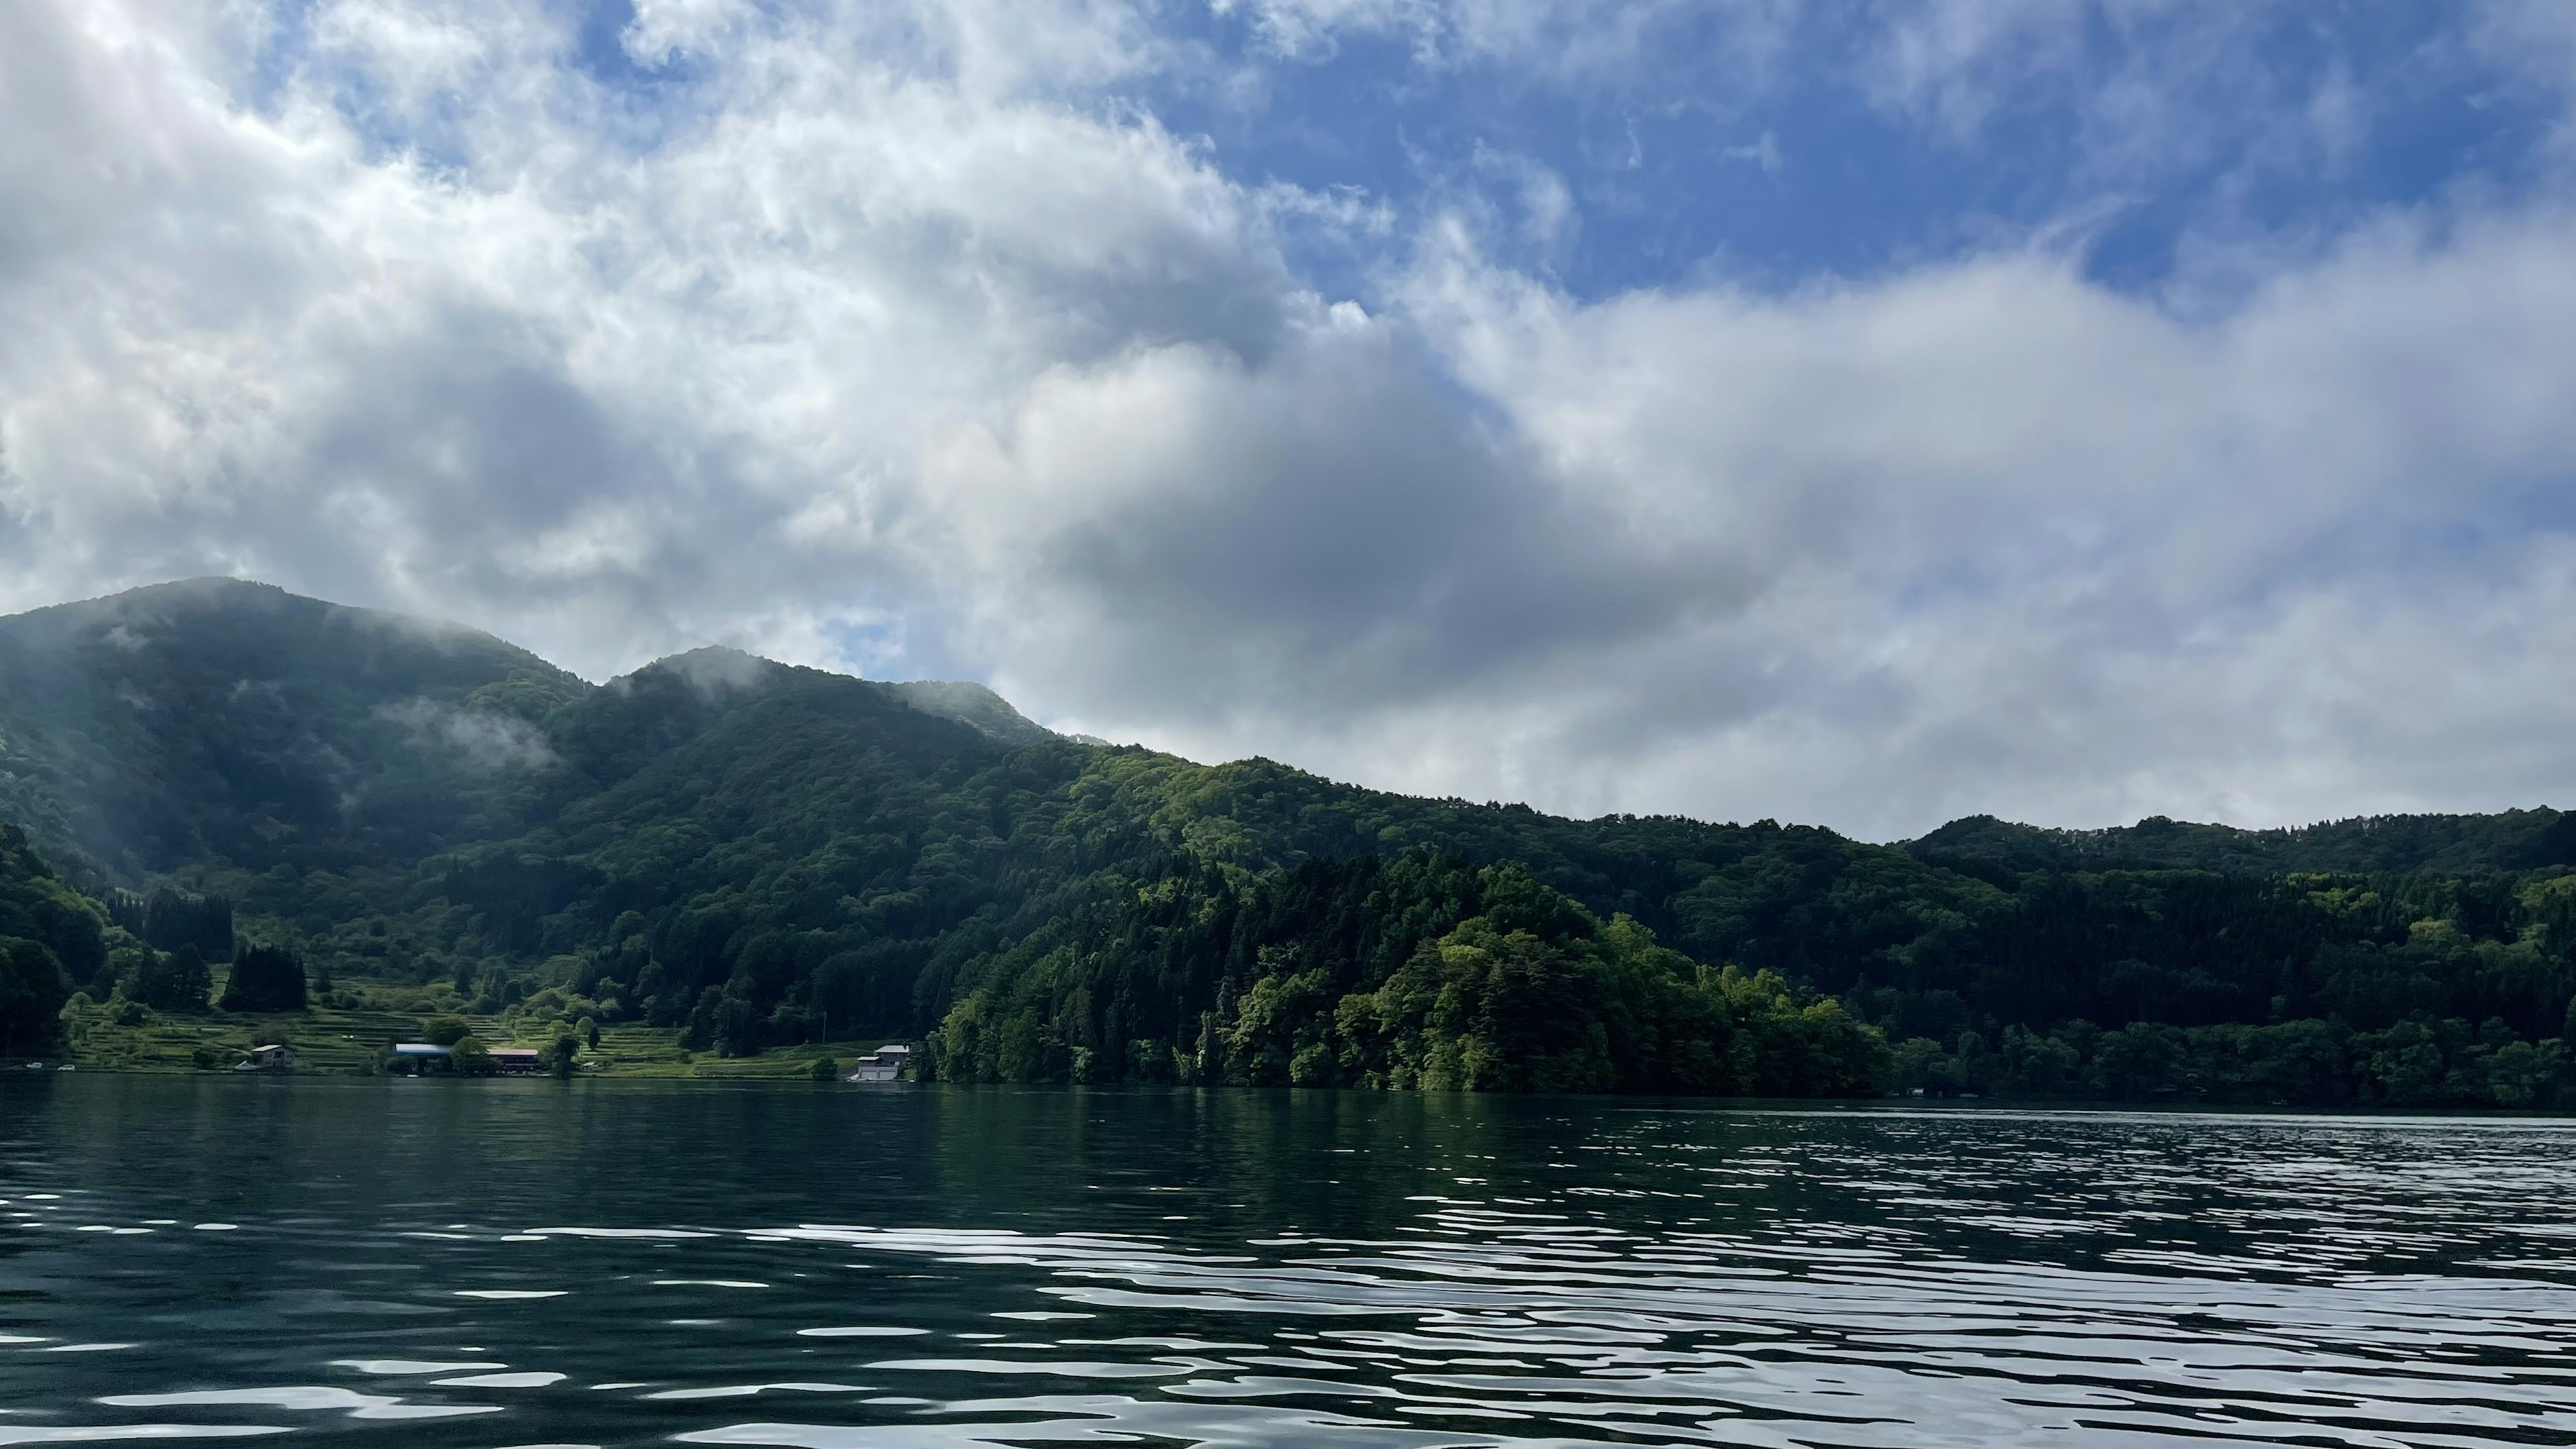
[44,973,905,1079]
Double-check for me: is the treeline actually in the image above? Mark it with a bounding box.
[920,852,1887,1095]
[1911,808,2576,877]
[1686,858,2575,1034]
[1890,1017,2567,1110]
[0,820,105,1055]
[106,886,235,961]
[1862,869,2576,1108]
[0,822,314,1051]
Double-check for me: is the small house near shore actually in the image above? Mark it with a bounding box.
[234,1043,293,1073]
[846,1044,910,1083]
[488,1048,543,1074]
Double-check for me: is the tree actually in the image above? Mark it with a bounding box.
[421,1016,473,1046]
[0,826,108,1017]
[219,943,308,1013]
[133,945,213,1012]
[543,1032,580,1077]
[138,890,235,961]
[0,936,70,1057]
[448,1036,496,1075]
[578,1016,600,1049]
[810,1055,839,1081]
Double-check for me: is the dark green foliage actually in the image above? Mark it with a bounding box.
[133,943,213,1012]
[449,1035,495,1075]
[1911,810,2576,877]
[1888,1016,2571,1110]
[681,982,765,1057]
[109,888,235,961]
[0,820,103,1052]
[544,1032,580,1077]
[0,936,70,1055]
[809,1055,838,1081]
[218,943,307,1013]
[1866,869,2576,1106]
[421,1016,473,1046]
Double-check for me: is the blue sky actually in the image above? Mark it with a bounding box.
[2,0,2573,837]
[1163,3,2568,302]
[533,0,2576,305]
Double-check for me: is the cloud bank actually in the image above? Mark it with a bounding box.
[1,0,2571,839]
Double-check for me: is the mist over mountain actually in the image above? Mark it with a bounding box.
[0,580,1053,882]
[1,580,2572,1106]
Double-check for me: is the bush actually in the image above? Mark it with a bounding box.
[810,1055,839,1081]
[421,1016,473,1046]
[448,1036,496,1075]
[111,998,148,1027]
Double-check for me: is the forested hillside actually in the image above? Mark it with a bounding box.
[2,580,2573,1109]
[1912,810,2576,877]
[0,820,105,1056]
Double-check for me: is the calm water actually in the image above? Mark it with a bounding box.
[3,1079,2575,1448]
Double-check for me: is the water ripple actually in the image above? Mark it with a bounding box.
[6,1086,2575,1446]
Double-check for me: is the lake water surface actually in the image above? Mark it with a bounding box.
[3,1077,2574,1447]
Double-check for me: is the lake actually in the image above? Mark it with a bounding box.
[3,1077,2574,1447]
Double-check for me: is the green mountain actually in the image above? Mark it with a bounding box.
[2,580,2572,1109]
[1909,810,2576,878]
[0,578,585,879]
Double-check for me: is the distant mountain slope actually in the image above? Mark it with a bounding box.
[0,578,587,879]
[1,579,2571,1108]
[1908,810,2576,877]
[0,585,1062,883]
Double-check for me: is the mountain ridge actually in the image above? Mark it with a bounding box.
[3,580,2573,1110]
[1907,808,2576,879]
[0,580,1065,881]
[9,580,2559,874]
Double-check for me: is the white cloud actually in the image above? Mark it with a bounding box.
[379,696,558,769]
[0,0,2571,842]
[623,0,755,65]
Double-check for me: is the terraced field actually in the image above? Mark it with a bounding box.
[43,979,906,1079]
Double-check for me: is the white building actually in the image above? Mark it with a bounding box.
[846,1044,910,1083]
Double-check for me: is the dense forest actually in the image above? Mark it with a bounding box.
[2,578,2573,1108]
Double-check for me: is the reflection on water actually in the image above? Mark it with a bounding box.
[3,1078,2574,1447]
